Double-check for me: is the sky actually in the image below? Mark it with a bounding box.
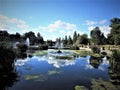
[0,0,120,41]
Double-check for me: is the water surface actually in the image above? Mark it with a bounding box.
[6,54,111,90]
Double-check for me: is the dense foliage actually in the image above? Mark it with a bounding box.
[0,31,44,45]
[70,45,79,50]
[111,50,120,62]
[16,43,28,53]
[108,18,120,45]
[91,46,100,54]
[90,27,106,45]
[0,42,15,71]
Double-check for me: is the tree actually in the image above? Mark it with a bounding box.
[114,34,120,45]
[24,31,37,45]
[15,32,21,41]
[36,32,44,44]
[73,31,77,44]
[80,34,88,45]
[67,35,73,45]
[108,17,120,45]
[75,34,88,45]
[64,35,68,45]
[90,27,106,45]
[0,30,9,41]
[37,32,41,38]
[100,33,107,45]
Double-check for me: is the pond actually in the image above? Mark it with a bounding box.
[1,50,120,90]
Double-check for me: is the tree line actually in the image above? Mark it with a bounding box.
[56,17,120,46]
[0,31,44,45]
[0,17,120,46]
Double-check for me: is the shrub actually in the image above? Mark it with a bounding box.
[111,50,120,62]
[17,43,28,53]
[39,45,48,50]
[0,43,15,71]
[70,45,79,50]
[91,46,100,54]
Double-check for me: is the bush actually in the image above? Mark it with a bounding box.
[111,50,120,62]
[39,45,48,50]
[70,45,79,50]
[17,43,28,53]
[0,43,15,71]
[0,41,13,49]
[101,51,107,56]
[91,46,100,54]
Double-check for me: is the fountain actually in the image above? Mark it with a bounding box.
[48,41,75,59]
[54,40,64,53]
[26,38,30,47]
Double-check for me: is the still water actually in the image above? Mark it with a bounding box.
[4,53,113,90]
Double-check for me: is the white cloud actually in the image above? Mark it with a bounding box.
[33,20,78,40]
[0,14,85,41]
[85,19,107,26]
[86,19,110,37]
[88,26,95,31]
[0,14,8,20]
[0,14,29,34]
[99,25,111,37]
[48,20,77,30]
[88,25,110,37]
[99,19,107,24]
[86,20,97,26]
[59,30,65,34]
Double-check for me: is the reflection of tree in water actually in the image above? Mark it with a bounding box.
[109,60,120,88]
[89,56,102,68]
[0,46,19,90]
[0,69,19,90]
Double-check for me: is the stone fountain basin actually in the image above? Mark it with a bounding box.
[48,50,76,60]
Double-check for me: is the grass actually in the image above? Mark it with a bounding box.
[32,50,47,56]
[71,50,91,56]
[24,75,40,80]
[74,85,88,90]
[91,78,118,90]
[74,78,119,90]
[48,70,60,75]
[70,50,101,57]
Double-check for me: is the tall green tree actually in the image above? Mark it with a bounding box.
[0,30,9,41]
[73,31,77,44]
[64,35,68,45]
[108,17,120,45]
[75,34,88,45]
[37,32,44,44]
[24,31,37,45]
[67,35,73,45]
[80,34,88,45]
[90,27,106,45]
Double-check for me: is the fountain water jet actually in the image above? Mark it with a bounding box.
[26,38,30,47]
[48,41,75,60]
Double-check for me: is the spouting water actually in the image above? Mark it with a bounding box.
[26,38,30,47]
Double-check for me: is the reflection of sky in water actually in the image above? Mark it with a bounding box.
[15,55,109,70]
[15,56,76,68]
[14,55,110,90]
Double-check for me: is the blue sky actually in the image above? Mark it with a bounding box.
[0,0,120,40]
